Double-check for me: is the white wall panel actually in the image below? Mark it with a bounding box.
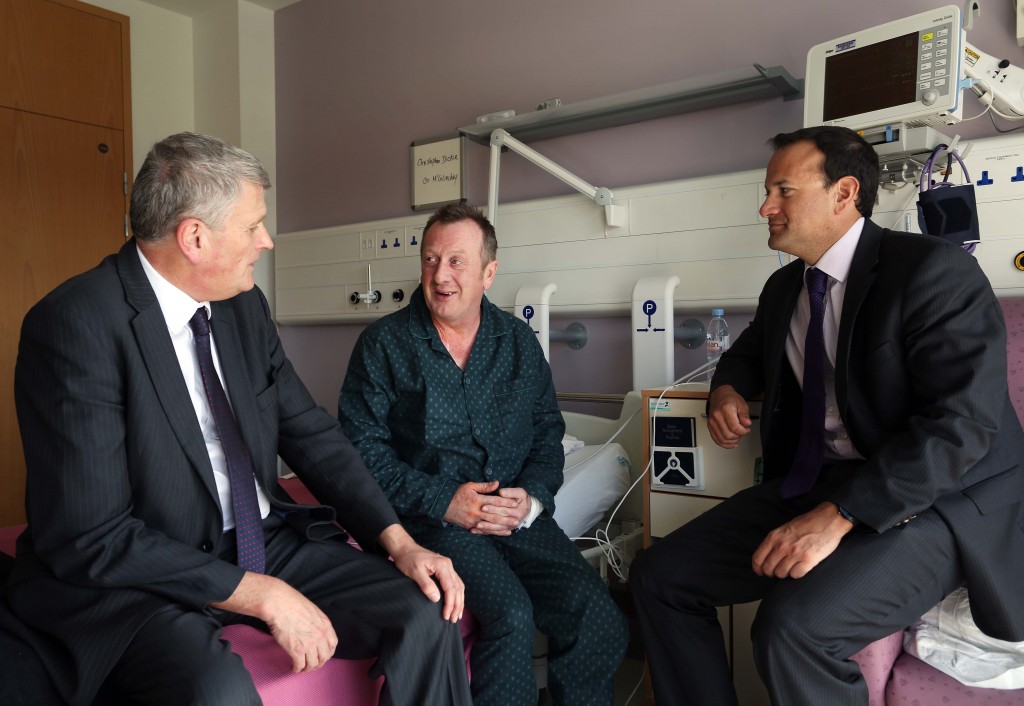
[275,134,1024,324]
[630,177,764,235]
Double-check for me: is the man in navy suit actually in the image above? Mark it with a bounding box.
[6,133,473,706]
[631,126,1024,705]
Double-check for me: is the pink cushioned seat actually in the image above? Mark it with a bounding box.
[222,613,476,706]
[224,624,381,705]
[850,632,904,706]
[886,650,1024,706]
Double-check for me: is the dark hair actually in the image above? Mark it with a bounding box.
[130,132,271,242]
[422,202,497,263]
[768,126,879,217]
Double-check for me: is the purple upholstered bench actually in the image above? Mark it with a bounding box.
[846,298,1024,706]
[851,631,1024,706]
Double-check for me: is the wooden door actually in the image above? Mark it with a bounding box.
[0,109,126,526]
[0,0,131,526]
[0,0,126,130]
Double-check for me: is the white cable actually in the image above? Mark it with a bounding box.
[961,100,994,122]
[991,101,1024,121]
[972,79,1024,121]
[888,182,924,232]
[562,408,639,474]
[574,358,722,582]
[624,671,644,705]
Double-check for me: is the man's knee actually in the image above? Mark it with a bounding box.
[180,655,260,706]
[403,590,463,641]
[629,547,658,600]
[750,595,829,662]
[109,641,259,706]
[477,593,534,643]
[630,542,696,607]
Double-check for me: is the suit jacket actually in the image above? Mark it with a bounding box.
[712,219,1024,642]
[6,240,400,705]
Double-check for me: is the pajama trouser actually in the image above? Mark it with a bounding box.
[411,515,629,706]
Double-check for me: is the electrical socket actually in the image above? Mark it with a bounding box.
[376,228,404,259]
[406,226,423,258]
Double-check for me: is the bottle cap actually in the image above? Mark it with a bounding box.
[711,308,725,316]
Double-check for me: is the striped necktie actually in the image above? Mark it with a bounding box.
[190,307,265,573]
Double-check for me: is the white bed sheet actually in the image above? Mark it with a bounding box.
[552,443,631,538]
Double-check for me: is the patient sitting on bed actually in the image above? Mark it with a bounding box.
[339,202,627,706]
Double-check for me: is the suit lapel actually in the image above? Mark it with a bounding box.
[835,220,883,416]
[118,242,220,503]
[765,262,804,388]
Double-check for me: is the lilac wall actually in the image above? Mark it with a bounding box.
[274,0,1021,231]
[281,310,753,417]
[272,0,1024,410]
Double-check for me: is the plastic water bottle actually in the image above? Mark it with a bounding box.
[706,308,729,381]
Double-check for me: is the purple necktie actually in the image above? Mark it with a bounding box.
[190,307,266,573]
[781,268,830,499]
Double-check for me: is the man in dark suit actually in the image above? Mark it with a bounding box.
[630,126,1024,705]
[5,132,473,706]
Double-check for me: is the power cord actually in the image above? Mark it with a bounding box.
[569,357,721,582]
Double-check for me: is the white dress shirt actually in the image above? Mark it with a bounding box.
[137,245,271,530]
[784,218,866,462]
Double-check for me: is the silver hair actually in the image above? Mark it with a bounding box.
[129,132,271,242]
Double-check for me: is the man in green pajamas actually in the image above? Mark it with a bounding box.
[339,202,627,705]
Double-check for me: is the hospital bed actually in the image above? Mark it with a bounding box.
[531,391,645,693]
[556,390,644,580]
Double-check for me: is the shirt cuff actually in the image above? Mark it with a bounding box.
[518,495,544,530]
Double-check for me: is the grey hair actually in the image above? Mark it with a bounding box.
[129,132,271,242]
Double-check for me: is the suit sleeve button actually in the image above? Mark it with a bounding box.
[200,540,214,553]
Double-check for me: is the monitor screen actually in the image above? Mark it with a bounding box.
[823,32,919,122]
[803,6,963,133]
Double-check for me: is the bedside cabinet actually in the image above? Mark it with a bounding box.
[641,386,769,706]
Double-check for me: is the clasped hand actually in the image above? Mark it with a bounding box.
[444,480,531,536]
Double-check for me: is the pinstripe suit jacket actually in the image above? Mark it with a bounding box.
[6,240,399,705]
[712,219,1024,642]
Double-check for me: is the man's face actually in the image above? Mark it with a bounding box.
[420,219,497,329]
[759,140,845,263]
[201,181,272,300]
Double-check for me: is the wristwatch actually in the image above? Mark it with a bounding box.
[836,504,859,526]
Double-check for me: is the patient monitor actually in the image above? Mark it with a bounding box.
[804,5,1024,179]
[804,6,964,136]
[804,5,965,168]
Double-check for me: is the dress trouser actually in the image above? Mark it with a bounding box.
[104,515,472,706]
[630,474,964,706]
[411,515,629,706]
